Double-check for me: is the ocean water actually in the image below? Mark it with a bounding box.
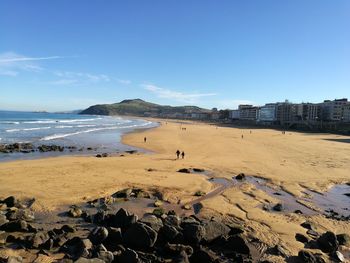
[0,111,157,160]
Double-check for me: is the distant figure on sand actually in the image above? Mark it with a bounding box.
[181,151,185,159]
[176,150,180,159]
[144,137,147,143]
[241,134,244,139]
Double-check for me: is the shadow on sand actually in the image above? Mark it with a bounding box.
[323,138,350,144]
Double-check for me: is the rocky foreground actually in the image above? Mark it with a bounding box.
[0,193,349,263]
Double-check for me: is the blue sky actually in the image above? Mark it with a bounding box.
[0,1,349,111]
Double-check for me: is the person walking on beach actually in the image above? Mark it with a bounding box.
[241,134,244,139]
[144,137,147,143]
[181,151,185,159]
[176,150,180,159]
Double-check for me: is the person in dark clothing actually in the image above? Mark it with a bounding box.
[181,151,185,159]
[176,150,180,159]
[144,137,147,143]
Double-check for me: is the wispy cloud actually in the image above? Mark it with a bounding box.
[0,52,63,76]
[142,84,216,103]
[117,79,131,85]
[218,99,254,109]
[0,55,63,63]
[51,71,110,85]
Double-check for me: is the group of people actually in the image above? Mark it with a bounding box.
[176,150,185,159]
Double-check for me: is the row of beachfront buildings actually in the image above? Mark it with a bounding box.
[153,98,350,126]
[228,98,350,125]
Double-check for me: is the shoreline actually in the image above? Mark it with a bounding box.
[0,117,161,163]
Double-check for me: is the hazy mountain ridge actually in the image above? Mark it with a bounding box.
[80,99,210,116]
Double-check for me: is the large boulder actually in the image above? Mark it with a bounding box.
[103,227,122,251]
[0,220,28,232]
[159,224,180,243]
[88,227,108,245]
[2,196,17,208]
[28,231,50,248]
[140,214,163,232]
[297,250,326,263]
[336,233,350,246]
[123,222,157,248]
[225,235,250,255]
[317,231,339,253]
[116,248,140,263]
[106,208,138,229]
[182,222,205,244]
[60,237,93,259]
[190,246,218,263]
[202,220,230,243]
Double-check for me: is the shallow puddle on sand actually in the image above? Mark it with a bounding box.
[232,176,350,218]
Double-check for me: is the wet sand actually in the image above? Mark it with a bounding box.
[0,119,350,257]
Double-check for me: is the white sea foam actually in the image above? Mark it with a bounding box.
[23,127,51,131]
[6,127,52,132]
[23,117,102,124]
[55,125,74,129]
[5,129,20,133]
[76,124,97,128]
[40,121,153,141]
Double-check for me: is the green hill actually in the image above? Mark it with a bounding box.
[80,99,209,116]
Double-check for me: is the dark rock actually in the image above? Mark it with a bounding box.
[163,215,181,228]
[106,208,138,228]
[344,193,350,197]
[295,233,309,243]
[88,227,109,245]
[294,209,303,214]
[116,248,140,263]
[202,220,230,243]
[97,251,114,263]
[96,154,102,158]
[178,168,191,173]
[60,237,93,260]
[103,227,122,251]
[235,173,246,180]
[123,222,157,248]
[140,214,163,232]
[190,246,218,263]
[159,224,180,243]
[272,203,284,212]
[225,235,250,255]
[194,191,206,197]
[301,221,317,231]
[164,243,194,257]
[0,215,9,226]
[93,211,107,225]
[42,238,54,250]
[182,222,205,244]
[61,225,76,233]
[173,250,190,263]
[0,220,28,232]
[336,233,350,246]
[317,231,339,253]
[2,196,17,208]
[298,250,318,263]
[153,208,165,217]
[193,168,205,173]
[28,231,50,248]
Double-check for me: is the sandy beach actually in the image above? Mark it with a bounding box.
[1,120,349,259]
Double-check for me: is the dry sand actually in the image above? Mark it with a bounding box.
[0,119,349,257]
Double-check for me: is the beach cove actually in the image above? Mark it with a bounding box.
[0,119,350,261]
